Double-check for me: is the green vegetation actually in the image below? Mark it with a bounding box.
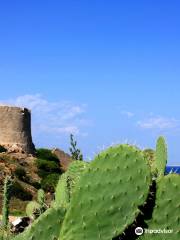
[11,144,151,240]
[11,182,32,201]
[143,148,157,176]
[29,181,41,190]
[69,134,83,161]
[2,176,12,229]
[41,173,60,192]
[13,207,66,240]
[36,149,59,163]
[9,198,27,216]
[26,189,47,219]
[60,145,151,240]
[14,167,30,182]
[155,136,167,177]
[2,137,180,240]
[26,201,41,219]
[9,210,25,217]
[54,161,89,208]
[37,189,45,207]
[0,176,13,240]
[143,148,155,165]
[139,174,180,240]
[36,159,60,172]
[36,148,62,192]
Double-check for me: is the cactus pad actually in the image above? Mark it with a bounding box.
[26,201,41,218]
[140,174,180,240]
[13,206,66,240]
[60,144,151,240]
[54,173,70,208]
[65,160,89,197]
[155,136,167,176]
[54,160,88,208]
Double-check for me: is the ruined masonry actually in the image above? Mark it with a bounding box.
[0,105,35,154]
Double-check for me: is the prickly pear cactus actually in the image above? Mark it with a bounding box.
[143,148,156,176]
[37,189,45,207]
[54,160,88,208]
[65,160,89,197]
[2,176,12,229]
[54,173,69,208]
[26,201,41,218]
[13,207,66,240]
[140,174,180,240]
[59,144,151,240]
[26,189,46,219]
[155,136,167,176]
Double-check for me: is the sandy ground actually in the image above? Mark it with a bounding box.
[0,215,19,223]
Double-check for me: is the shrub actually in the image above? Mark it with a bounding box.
[31,181,41,189]
[11,182,33,201]
[14,167,29,182]
[41,173,60,193]
[36,159,60,173]
[0,145,7,153]
[36,148,62,192]
[36,148,59,163]
[37,169,48,179]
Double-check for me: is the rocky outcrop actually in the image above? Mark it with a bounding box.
[52,148,72,172]
[0,106,35,154]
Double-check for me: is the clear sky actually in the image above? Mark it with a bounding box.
[0,1,180,164]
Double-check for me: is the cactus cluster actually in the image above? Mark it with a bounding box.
[9,137,180,240]
[26,189,47,219]
[60,145,151,240]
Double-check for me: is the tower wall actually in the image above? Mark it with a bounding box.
[0,106,35,154]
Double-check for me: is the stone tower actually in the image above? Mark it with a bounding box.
[0,105,35,154]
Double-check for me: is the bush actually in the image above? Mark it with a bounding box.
[41,173,60,193]
[36,148,62,192]
[14,167,30,182]
[37,169,48,179]
[11,182,33,201]
[36,159,60,173]
[0,145,7,153]
[36,148,59,163]
[31,181,41,189]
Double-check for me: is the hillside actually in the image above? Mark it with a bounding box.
[0,148,72,215]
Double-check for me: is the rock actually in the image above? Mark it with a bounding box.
[52,148,72,172]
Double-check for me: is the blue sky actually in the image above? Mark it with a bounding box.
[0,1,180,164]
